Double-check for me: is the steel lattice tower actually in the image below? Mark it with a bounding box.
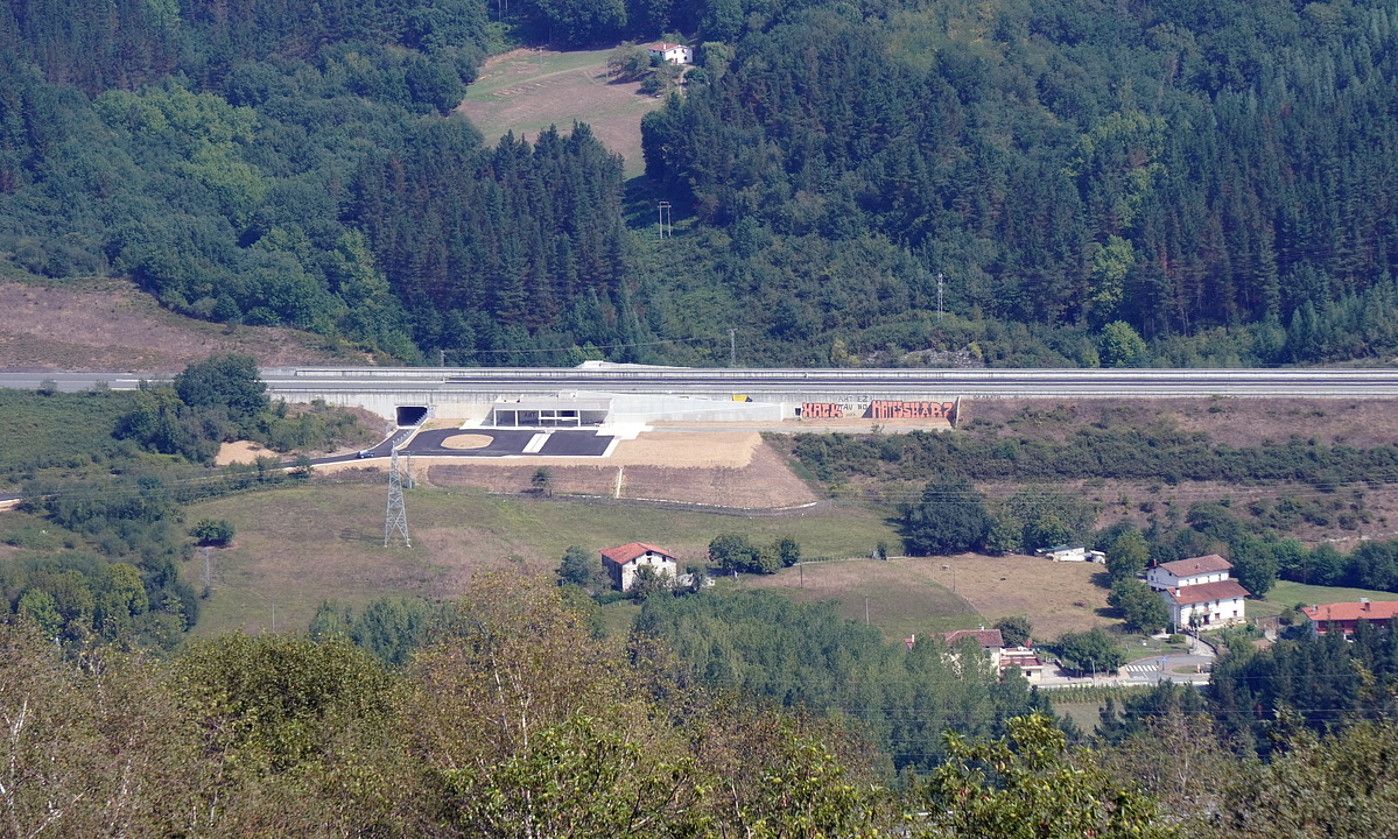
[385,447,411,548]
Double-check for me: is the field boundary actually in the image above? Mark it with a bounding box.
[487,489,833,518]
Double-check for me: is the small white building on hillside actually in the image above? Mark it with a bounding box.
[601,542,678,592]
[1036,545,1105,563]
[1147,554,1249,631]
[647,42,693,65]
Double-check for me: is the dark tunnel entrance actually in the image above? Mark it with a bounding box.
[395,405,429,427]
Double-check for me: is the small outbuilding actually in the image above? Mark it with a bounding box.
[1036,545,1105,563]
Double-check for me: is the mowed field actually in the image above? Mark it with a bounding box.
[456,48,662,176]
[184,483,900,637]
[739,553,1112,643]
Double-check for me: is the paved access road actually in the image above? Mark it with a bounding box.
[308,427,616,465]
[1037,634,1217,690]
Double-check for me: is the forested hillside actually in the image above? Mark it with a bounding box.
[643,0,1398,364]
[2,0,1395,366]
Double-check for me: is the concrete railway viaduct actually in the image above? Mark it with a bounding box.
[5,366,1398,425]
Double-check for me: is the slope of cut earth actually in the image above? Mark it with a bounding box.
[966,397,1398,447]
[0,278,361,371]
[183,483,899,636]
[456,47,663,176]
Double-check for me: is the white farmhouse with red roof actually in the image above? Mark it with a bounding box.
[1146,554,1249,631]
[600,542,679,592]
[646,41,693,65]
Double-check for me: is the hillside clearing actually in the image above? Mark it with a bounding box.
[457,47,662,176]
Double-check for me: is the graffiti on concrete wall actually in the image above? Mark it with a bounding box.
[867,400,957,420]
[800,400,959,423]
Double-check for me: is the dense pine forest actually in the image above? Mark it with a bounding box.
[1,0,1395,365]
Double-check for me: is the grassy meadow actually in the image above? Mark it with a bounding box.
[183,482,901,637]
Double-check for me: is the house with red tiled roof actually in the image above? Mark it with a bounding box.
[600,542,678,592]
[999,647,1046,684]
[1301,599,1398,636]
[646,41,693,65]
[1146,554,1249,631]
[940,628,1005,669]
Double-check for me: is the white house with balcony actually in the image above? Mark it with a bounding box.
[1147,554,1249,631]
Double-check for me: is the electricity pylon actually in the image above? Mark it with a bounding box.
[384,447,411,548]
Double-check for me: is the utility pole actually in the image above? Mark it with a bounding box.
[865,596,870,626]
[729,328,736,367]
[936,271,945,320]
[438,348,445,367]
[385,447,411,548]
[200,547,213,594]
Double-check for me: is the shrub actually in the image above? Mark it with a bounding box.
[191,519,235,547]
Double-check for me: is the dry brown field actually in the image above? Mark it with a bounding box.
[0,279,355,371]
[743,553,1111,642]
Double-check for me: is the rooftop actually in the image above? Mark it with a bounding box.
[999,648,1044,670]
[647,41,686,51]
[600,542,676,566]
[1156,554,1232,577]
[1165,579,1250,605]
[1301,601,1398,623]
[942,629,1005,649]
